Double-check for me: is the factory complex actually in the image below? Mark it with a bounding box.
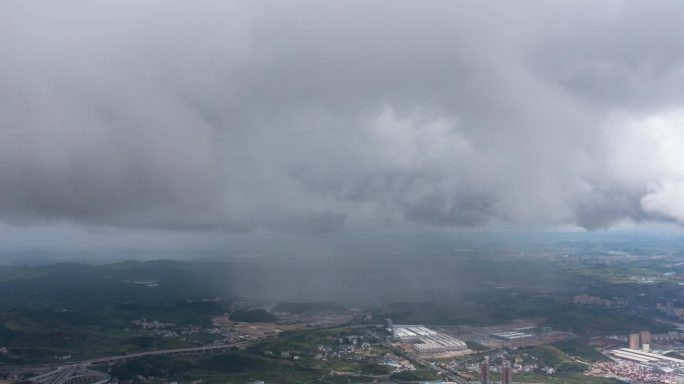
[491,330,531,340]
[599,331,684,383]
[610,348,684,369]
[391,324,468,355]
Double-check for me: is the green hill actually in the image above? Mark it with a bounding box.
[229,309,277,323]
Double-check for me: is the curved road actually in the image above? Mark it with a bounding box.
[24,338,270,384]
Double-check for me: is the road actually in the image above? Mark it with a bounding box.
[80,339,263,366]
[18,338,273,384]
[28,365,110,384]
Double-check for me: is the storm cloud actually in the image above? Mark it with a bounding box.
[2,0,684,233]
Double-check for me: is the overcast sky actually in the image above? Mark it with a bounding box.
[2,0,684,250]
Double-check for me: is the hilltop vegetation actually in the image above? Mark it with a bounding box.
[0,261,235,362]
[228,309,277,323]
[272,302,344,313]
[552,339,609,363]
[521,345,586,372]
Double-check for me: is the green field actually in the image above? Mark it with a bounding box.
[516,372,625,384]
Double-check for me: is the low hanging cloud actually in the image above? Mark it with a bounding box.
[2,0,684,233]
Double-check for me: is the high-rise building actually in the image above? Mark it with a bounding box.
[629,333,640,350]
[501,360,513,384]
[384,318,394,340]
[480,357,490,384]
[639,330,651,350]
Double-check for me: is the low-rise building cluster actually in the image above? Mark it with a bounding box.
[573,294,627,307]
[591,360,681,384]
[130,319,237,345]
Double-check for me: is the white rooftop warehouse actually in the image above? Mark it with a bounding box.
[393,326,467,354]
[611,348,684,367]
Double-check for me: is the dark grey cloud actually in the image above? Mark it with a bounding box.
[2,0,684,234]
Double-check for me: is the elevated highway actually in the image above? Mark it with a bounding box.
[80,340,255,366]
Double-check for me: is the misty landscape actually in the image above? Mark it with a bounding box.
[4,1,684,384]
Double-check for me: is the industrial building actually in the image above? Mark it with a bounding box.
[610,348,684,368]
[393,326,467,355]
[491,331,531,340]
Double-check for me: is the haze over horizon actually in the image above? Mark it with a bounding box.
[3,1,684,254]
